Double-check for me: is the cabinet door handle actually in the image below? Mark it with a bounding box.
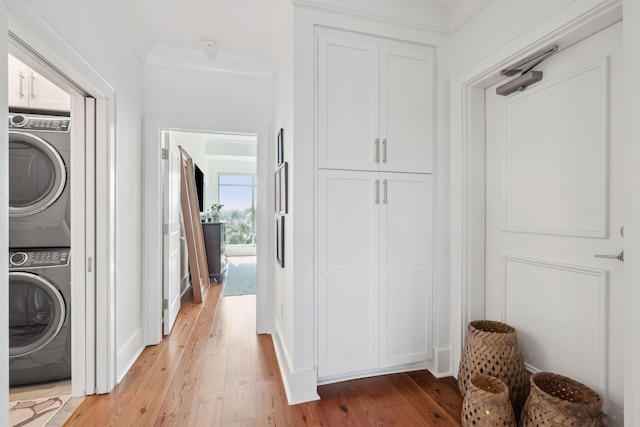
[382,139,387,163]
[383,180,388,204]
[29,72,36,99]
[375,138,380,163]
[18,71,25,99]
[375,180,380,204]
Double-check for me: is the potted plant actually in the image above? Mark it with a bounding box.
[210,203,224,222]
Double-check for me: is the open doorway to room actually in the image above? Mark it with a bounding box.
[6,33,114,421]
[162,130,258,333]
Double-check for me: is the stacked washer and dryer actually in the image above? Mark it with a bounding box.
[8,112,72,386]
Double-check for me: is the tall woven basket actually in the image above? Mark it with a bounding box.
[461,374,516,427]
[458,320,529,418]
[520,372,603,427]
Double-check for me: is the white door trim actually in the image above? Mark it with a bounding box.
[143,116,272,346]
[450,0,623,393]
[623,0,640,424]
[8,4,118,395]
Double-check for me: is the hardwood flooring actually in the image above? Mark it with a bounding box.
[64,285,463,426]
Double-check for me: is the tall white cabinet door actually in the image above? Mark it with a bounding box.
[317,35,380,171]
[379,173,432,367]
[380,47,434,174]
[318,170,380,378]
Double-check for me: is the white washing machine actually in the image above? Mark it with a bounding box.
[9,248,71,386]
[8,112,71,249]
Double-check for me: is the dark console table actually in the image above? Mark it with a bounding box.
[201,222,227,284]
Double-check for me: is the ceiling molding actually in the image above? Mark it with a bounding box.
[292,0,449,35]
[448,0,494,33]
[144,46,274,80]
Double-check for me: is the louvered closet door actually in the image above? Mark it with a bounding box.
[318,170,380,378]
[379,173,432,367]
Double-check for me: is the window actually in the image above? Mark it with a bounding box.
[218,174,257,246]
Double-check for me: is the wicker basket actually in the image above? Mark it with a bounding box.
[462,374,517,427]
[520,372,603,427]
[458,320,529,418]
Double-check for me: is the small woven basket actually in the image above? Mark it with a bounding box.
[458,320,529,418]
[462,374,517,427]
[520,372,603,427]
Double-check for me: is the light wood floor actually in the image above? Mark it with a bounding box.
[64,285,463,426]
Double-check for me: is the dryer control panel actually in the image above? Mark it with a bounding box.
[9,114,70,132]
[9,249,70,268]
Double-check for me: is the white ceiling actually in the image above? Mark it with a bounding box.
[95,0,476,79]
[96,0,292,78]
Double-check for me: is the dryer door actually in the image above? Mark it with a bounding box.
[9,131,67,217]
[9,272,66,358]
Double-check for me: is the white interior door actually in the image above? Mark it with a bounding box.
[163,137,182,335]
[486,23,623,422]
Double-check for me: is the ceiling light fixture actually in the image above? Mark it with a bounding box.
[200,38,218,55]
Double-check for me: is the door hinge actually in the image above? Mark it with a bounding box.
[161,148,168,160]
[162,224,169,235]
[162,299,169,310]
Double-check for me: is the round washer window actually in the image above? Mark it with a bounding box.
[9,131,66,217]
[9,272,66,358]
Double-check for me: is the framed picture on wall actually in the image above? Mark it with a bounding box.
[276,214,285,267]
[274,162,288,214]
[277,128,284,166]
[274,167,281,213]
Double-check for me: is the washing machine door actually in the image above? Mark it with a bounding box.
[9,131,67,217]
[9,272,66,358]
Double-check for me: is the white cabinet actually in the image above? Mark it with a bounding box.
[317,169,432,378]
[8,55,71,111]
[317,33,434,174]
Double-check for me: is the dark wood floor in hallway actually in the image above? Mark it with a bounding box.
[64,285,463,426]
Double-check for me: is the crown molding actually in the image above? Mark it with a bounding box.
[144,46,273,80]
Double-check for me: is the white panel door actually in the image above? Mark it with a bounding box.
[380,47,434,174]
[318,169,380,378]
[379,173,432,367]
[317,34,379,171]
[163,141,182,335]
[486,23,623,422]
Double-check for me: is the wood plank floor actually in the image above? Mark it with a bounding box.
[64,285,463,426]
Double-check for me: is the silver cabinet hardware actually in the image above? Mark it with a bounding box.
[375,138,380,163]
[375,180,379,204]
[382,139,387,163]
[595,251,624,262]
[383,180,388,204]
[18,71,24,99]
[29,72,36,99]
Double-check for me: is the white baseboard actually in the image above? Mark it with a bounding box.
[271,327,320,405]
[116,329,144,384]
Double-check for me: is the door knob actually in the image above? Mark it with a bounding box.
[594,251,624,262]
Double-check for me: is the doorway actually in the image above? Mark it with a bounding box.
[6,37,104,403]
[161,131,259,335]
[144,118,271,344]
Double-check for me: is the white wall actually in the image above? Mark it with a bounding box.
[0,3,9,422]
[5,0,145,384]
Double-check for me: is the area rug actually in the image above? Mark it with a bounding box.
[223,258,256,296]
[10,395,71,427]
